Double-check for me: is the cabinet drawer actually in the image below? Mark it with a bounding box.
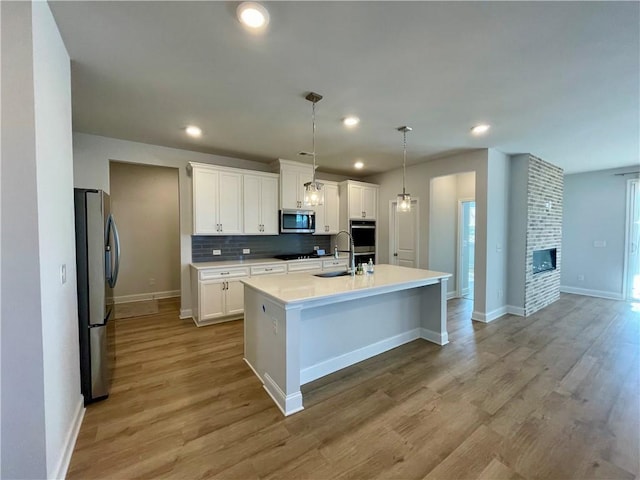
[287,261,323,273]
[323,259,348,269]
[250,264,287,276]
[199,267,249,281]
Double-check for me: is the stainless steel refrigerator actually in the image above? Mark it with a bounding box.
[74,188,121,404]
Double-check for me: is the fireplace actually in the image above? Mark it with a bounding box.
[532,248,557,274]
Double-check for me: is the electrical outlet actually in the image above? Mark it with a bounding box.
[593,240,606,248]
[577,274,585,281]
[60,264,67,285]
[243,248,250,254]
[213,249,221,256]
[149,277,156,286]
[272,318,278,334]
[498,289,503,299]
[313,246,319,251]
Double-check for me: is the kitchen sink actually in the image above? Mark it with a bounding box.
[313,270,351,278]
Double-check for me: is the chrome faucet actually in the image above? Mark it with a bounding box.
[335,230,356,275]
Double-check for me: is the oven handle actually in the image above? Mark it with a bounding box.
[350,225,376,229]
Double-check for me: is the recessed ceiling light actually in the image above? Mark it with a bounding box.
[343,116,360,127]
[471,124,490,135]
[185,125,202,138]
[354,161,364,169]
[237,2,270,29]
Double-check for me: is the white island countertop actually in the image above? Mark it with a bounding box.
[241,264,451,307]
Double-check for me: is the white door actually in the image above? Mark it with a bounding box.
[280,169,300,209]
[218,172,243,234]
[243,175,261,234]
[390,199,418,268]
[362,187,377,219]
[260,176,279,234]
[225,279,245,316]
[193,168,219,234]
[626,179,640,300]
[324,183,340,233]
[200,281,225,320]
[349,184,364,218]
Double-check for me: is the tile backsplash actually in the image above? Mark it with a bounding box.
[192,234,332,262]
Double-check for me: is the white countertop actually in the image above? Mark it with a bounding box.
[191,254,347,270]
[241,264,451,306]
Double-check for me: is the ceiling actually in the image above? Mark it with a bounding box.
[49,1,639,176]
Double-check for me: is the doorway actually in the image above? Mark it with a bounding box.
[389,199,419,268]
[458,200,476,300]
[625,178,640,301]
[109,161,181,318]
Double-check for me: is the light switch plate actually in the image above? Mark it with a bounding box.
[243,248,250,254]
[60,264,67,284]
[593,240,606,248]
[213,249,221,256]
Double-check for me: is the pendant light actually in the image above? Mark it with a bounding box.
[397,126,412,213]
[301,92,324,207]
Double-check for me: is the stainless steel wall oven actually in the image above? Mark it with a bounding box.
[350,219,376,264]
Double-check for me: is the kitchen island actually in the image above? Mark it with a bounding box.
[242,264,451,416]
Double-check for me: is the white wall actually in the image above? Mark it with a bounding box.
[1,2,47,477]
[561,166,638,299]
[73,133,274,317]
[507,154,529,309]
[32,3,84,477]
[109,162,180,300]
[485,149,510,315]
[366,149,497,318]
[1,1,81,478]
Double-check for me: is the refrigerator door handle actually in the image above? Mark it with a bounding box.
[106,214,121,288]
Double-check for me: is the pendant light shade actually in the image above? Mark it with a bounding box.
[397,126,412,213]
[301,92,324,207]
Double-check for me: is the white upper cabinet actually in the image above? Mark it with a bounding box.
[314,181,340,234]
[275,159,314,210]
[243,173,279,234]
[340,180,378,221]
[192,165,242,235]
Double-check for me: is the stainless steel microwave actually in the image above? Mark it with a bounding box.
[280,209,315,233]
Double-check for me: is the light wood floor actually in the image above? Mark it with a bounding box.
[68,295,640,479]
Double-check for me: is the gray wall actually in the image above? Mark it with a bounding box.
[561,166,637,299]
[1,2,81,477]
[367,149,501,319]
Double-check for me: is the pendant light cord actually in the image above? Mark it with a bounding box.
[312,101,316,183]
[402,129,407,195]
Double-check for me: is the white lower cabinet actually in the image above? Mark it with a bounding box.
[192,267,249,326]
[192,257,348,326]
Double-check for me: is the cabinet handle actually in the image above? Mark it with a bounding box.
[220,272,229,275]
[220,223,223,232]
[265,268,272,271]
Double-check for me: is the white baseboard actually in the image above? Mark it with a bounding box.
[179,308,192,320]
[243,357,264,384]
[51,395,84,480]
[560,286,624,301]
[447,291,458,300]
[506,305,525,317]
[192,314,242,327]
[113,290,180,304]
[300,328,421,385]
[472,306,511,323]
[263,373,304,417]
[421,328,449,346]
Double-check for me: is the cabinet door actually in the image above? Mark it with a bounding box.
[243,175,261,234]
[362,187,377,219]
[348,184,364,219]
[193,168,219,234]
[225,278,245,316]
[324,183,340,233]
[280,170,300,209]
[260,176,279,234]
[218,171,243,234]
[313,202,326,235]
[200,280,225,320]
